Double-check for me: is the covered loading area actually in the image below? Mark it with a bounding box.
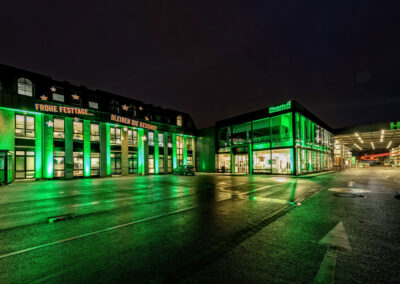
[334,121,400,166]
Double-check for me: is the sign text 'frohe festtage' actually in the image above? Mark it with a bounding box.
[111,114,157,131]
[35,103,93,115]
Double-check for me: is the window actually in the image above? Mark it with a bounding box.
[111,152,121,175]
[232,123,251,145]
[218,127,231,148]
[53,93,64,102]
[159,155,164,173]
[252,119,270,143]
[158,133,164,147]
[15,114,35,138]
[53,118,65,139]
[148,132,154,146]
[90,123,99,142]
[73,152,84,176]
[128,129,138,146]
[17,78,33,97]
[168,135,172,148]
[177,115,183,126]
[253,150,271,173]
[149,155,154,173]
[89,101,98,109]
[129,152,138,174]
[73,121,83,140]
[51,87,64,102]
[110,127,121,145]
[187,137,193,150]
[216,153,231,173]
[54,151,65,177]
[176,135,183,166]
[91,153,100,176]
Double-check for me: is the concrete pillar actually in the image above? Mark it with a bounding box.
[0,109,15,182]
[83,120,91,177]
[144,129,149,175]
[43,114,54,179]
[163,132,168,174]
[99,123,108,177]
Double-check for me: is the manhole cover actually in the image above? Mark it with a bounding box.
[328,188,371,194]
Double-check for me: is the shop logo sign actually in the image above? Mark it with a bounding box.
[269,101,291,114]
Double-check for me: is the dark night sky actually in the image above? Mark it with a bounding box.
[0,1,399,129]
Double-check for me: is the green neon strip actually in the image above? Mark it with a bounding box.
[43,114,53,179]
[154,131,159,174]
[34,114,43,179]
[83,120,91,177]
[106,125,111,175]
[183,136,187,165]
[0,106,41,116]
[248,144,253,174]
[172,133,177,169]
[138,128,145,175]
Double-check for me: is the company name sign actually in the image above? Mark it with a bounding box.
[35,103,94,115]
[269,101,291,114]
[111,114,157,131]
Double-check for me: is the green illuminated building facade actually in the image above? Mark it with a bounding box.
[197,101,334,175]
[0,64,196,184]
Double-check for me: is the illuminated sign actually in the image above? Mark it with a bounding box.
[35,104,94,116]
[269,101,291,114]
[391,122,400,130]
[111,114,157,131]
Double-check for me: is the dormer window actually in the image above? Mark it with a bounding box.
[51,87,64,102]
[89,101,99,109]
[17,78,33,97]
[177,115,183,126]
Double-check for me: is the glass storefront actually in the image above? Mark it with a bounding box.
[91,153,100,176]
[271,148,292,174]
[253,150,271,173]
[234,154,248,173]
[216,153,230,173]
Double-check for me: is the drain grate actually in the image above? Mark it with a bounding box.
[48,214,75,224]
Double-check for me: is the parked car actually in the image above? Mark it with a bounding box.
[173,165,195,176]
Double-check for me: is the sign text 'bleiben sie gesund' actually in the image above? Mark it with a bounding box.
[111,114,157,131]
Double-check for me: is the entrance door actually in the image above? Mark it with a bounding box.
[128,153,138,174]
[235,154,249,174]
[15,150,35,179]
[111,152,121,175]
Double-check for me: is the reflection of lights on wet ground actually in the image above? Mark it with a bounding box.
[275,177,289,183]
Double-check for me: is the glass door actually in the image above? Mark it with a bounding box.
[128,153,138,174]
[234,154,249,174]
[15,150,35,179]
[73,152,84,177]
[111,152,121,175]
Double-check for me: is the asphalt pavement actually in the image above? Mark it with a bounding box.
[0,167,399,283]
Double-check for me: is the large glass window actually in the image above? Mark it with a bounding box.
[17,78,33,97]
[158,133,164,147]
[252,118,270,143]
[176,135,183,166]
[270,113,292,142]
[177,115,183,126]
[218,127,231,148]
[253,150,271,173]
[73,121,83,140]
[90,123,100,142]
[149,154,154,173]
[271,149,292,174]
[91,153,100,176]
[54,118,65,139]
[54,151,65,177]
[73,152,84,176]
[159,155,164,173]
[15,150,35,179]
[128,129,138,146]
[168,135,172,148]
[232,123,251,145]
[110,127,121,145]
[15,114,35,138]
[216,153,230,173]
[148,132,154,146]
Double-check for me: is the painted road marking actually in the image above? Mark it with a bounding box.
[314,221,352,284]
[0,184,287,259]
[328,188,371,194]
[0,205,199,260]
